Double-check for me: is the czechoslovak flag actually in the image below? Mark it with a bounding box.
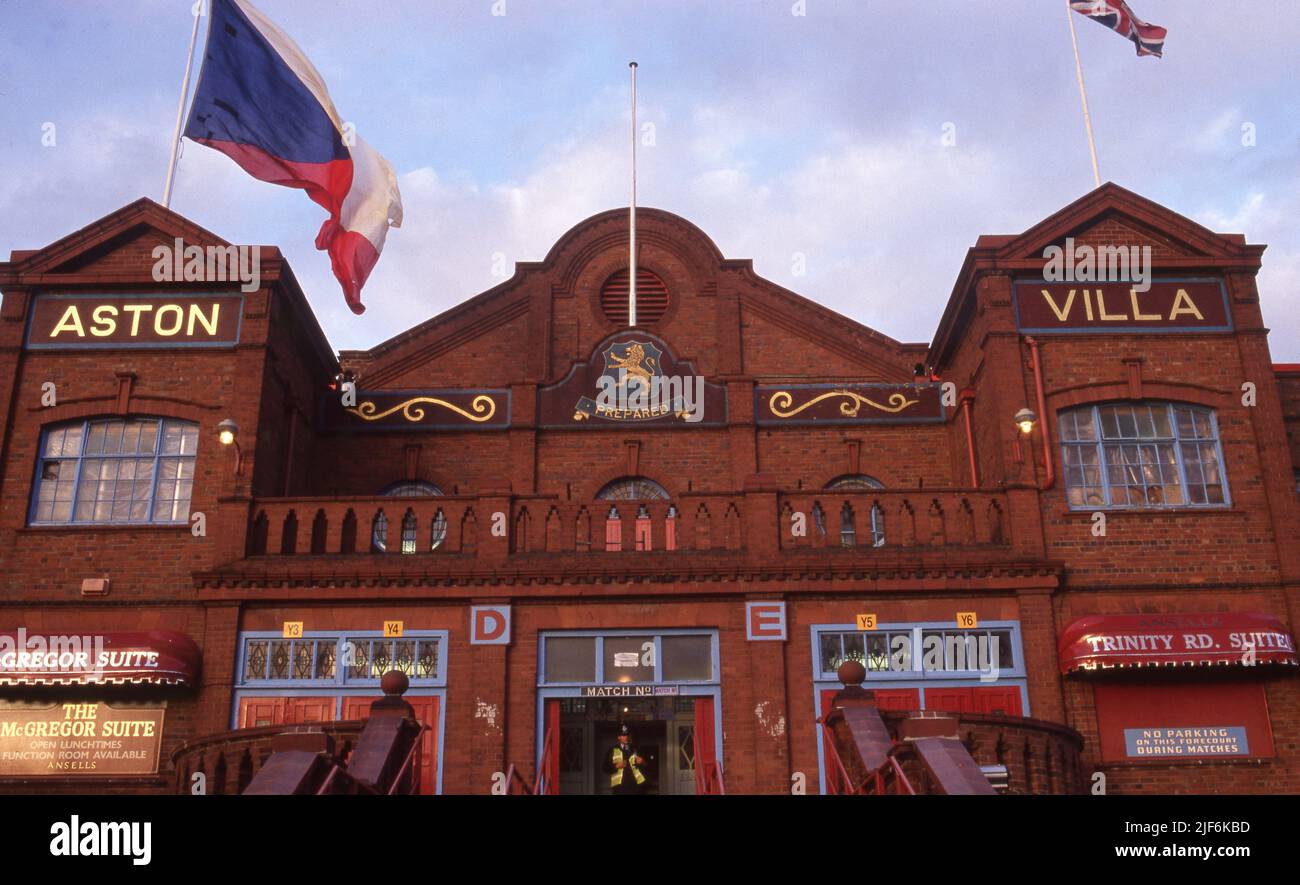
[184,0,402,314]
[1069,1,1167,57]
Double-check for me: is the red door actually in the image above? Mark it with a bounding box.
[818,687,920,715]
[923,687,974,713]
[692,696,719,793]
[542,698,561,795]
[237,697,287,728]
[972,685,1023,716]
[236,696,338,728]
[287,696,338,723]
[343,695,440,794]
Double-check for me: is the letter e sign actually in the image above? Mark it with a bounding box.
[470,605,512,645]
[746,601,787,641]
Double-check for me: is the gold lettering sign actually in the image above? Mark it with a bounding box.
[1014,280,1230,333]
[26,294,243,349]
[0,701,165,776]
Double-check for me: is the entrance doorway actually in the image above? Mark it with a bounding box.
[553,696,701,795]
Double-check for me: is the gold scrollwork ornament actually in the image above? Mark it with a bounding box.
[768,389,918,419]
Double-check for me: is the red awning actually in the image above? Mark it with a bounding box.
[0,630,200,687]
[1059,613,1298,674]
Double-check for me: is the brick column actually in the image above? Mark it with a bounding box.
[744,595,791,794]
[198,603,241,735]
[468,627,508,794]
[1016,587,1064,723]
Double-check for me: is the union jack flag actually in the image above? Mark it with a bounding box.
[1070,0,1167,57]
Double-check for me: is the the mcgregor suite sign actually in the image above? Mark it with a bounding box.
[0,701,165,776]
[25,293,243,349]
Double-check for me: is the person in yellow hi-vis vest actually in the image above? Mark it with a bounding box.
[605,723,648,795]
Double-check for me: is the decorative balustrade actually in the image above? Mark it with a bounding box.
[239,488,1012,559]
[777,489,1010,551]
[242,492,748,558]
[171,720,364,795]
[824,707,1085,795]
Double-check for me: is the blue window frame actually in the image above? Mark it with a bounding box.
[1059,402,1229,509]
[814,622,1025,681]
[538,630,719,686]
[236,631,448,688]
[30,417,198,525]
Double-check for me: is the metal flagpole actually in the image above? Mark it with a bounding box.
[628,61,638,327]
[1066,0,1102,189]
[163,1,205,208]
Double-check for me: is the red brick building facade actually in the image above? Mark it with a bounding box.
[1,183,1297,795]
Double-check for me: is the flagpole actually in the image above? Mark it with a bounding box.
[628,61,638,328]
[1066,1,1102,189]
[163,1,205,208]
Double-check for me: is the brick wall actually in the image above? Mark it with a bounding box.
[1,189,1297,795]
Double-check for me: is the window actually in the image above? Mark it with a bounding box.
[381,480,443,497]
[596,476,675,552]
[596,476,670,501]
[816,624,1022,680]
[540,631,717,684]
[239,634,444,685]
[823,475,886,547]
[1059,403,1228,509]
[375,481,443,553]
[31,417,198,525]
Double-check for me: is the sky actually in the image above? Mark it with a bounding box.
[0,0,1297,358]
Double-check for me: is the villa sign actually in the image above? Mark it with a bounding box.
[1013,278,1231,334]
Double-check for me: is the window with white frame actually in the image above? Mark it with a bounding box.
[539,631,716,684]
[239,633,444,685]
[1058,403,1228,509]
[31,417,198,525]
[816,625,1021,680]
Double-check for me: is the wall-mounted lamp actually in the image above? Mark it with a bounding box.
[1014,408,1038,435]
[218,418,244,475]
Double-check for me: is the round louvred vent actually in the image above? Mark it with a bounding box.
[600,268,670,325]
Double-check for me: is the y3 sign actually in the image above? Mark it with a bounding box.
[470,606,511,645]
[746,602,787,641]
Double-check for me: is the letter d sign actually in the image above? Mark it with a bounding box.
[471,605,511,645]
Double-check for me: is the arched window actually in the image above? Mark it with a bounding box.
[31,417,199,525]
[431,510,448,551]
[400,509,418,554]
[825,474,884,491]
[381,480,444,497]
[596,476,674,551]
[371,511,389,553]
[1059,403,1228,508]
[595,476,670,501]
[824,475,885,547]
[375,481,444,553]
